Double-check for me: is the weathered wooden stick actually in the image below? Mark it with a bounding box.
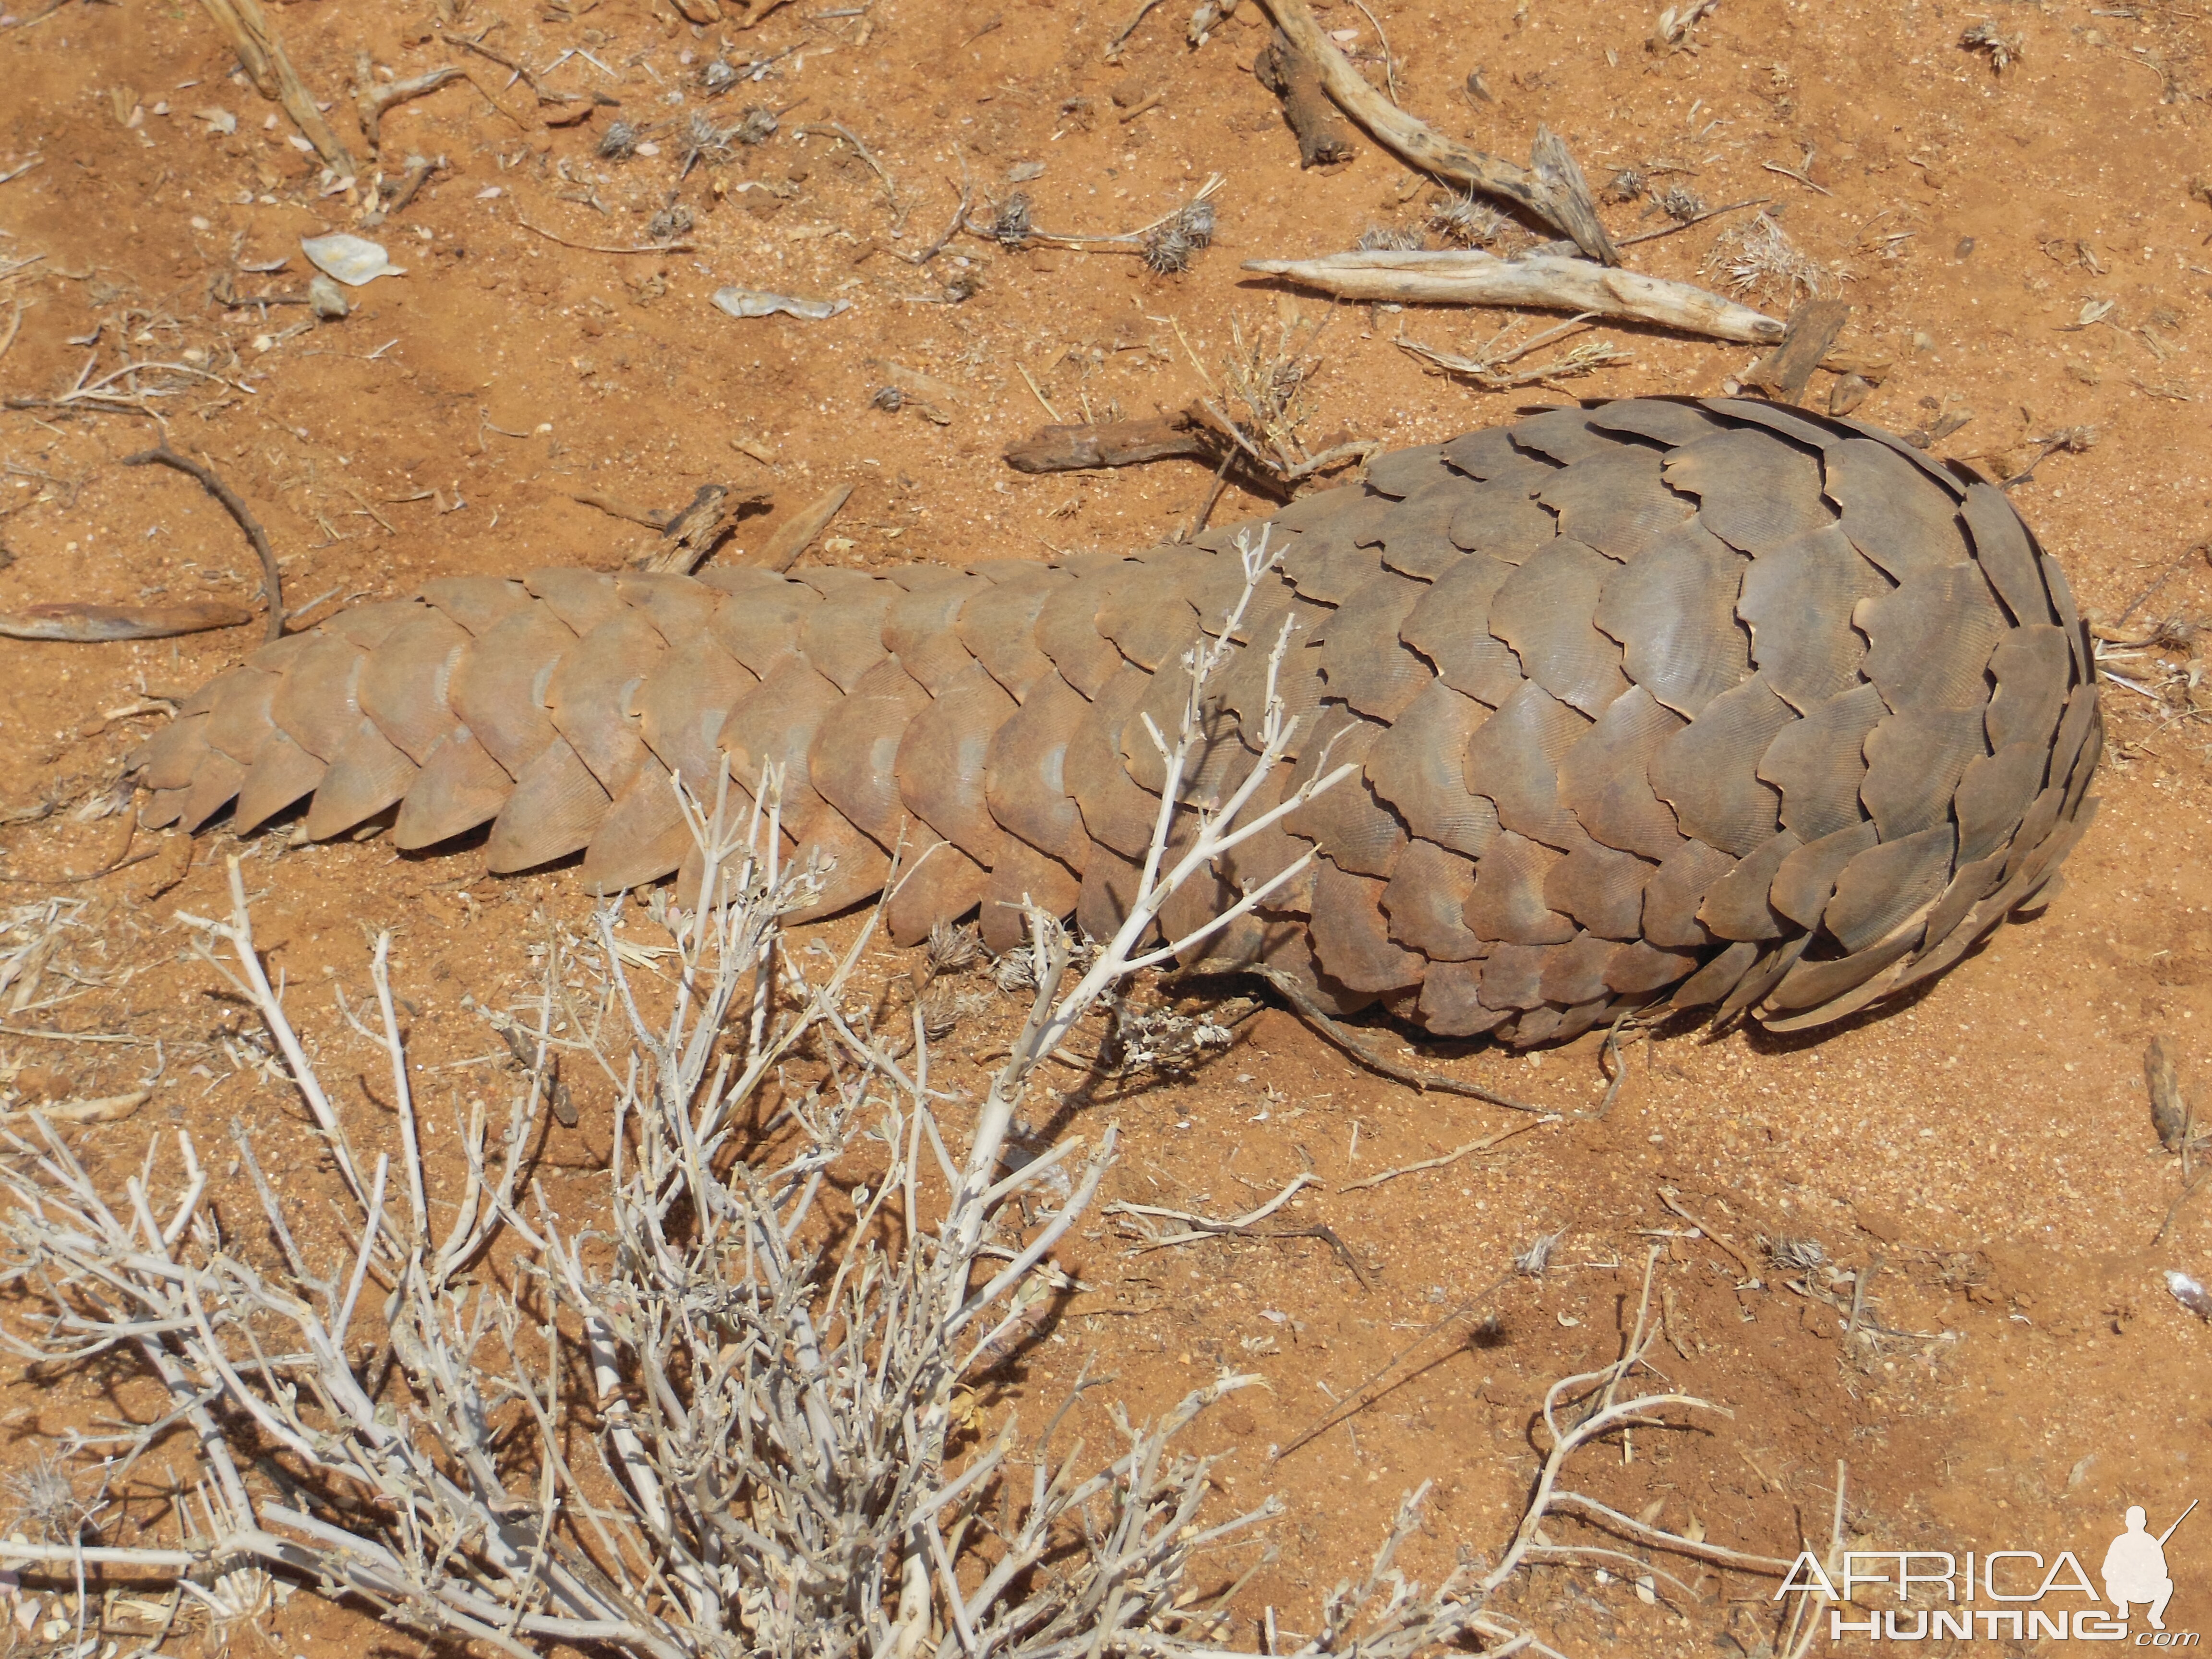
[1241,249,1786,345]
[1004,408,1226,474]
[197,0,357,177]
[0,601,256,642]
[1248,0,1619,264]
[752,484,853,573]
[1253,30,1355,168]
[1743,300,1852,403]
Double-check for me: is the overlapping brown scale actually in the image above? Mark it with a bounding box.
[140,713,213,791]
[1095,569,1203,672]
[1640,839,1736,948]
[1828,409,1972,498]
[2045,685,2101,813]
[797,582,893,692]
[1959,483,2054,627]
[1488,540,1634,718]
[1542,825,1655,939]
[1824,822,1955,952]
[2043,555,2092,685]
[1463,830,1575,944]
[985,675,1092,866]
[547,610,664,799]
[486,735,612,873]
[1591,522,1751,718]
[709,578,817,677]
[583,755,694,894]
[1310,860,1426,992]
[1121,663,1250,803]
[2000,783,2067,886]
[718,657,846,834]
[1377,482,1471,580]
[1033,571,1128,697]
[1319,570,1434,721]
[616,573,720,646]
[1218,627,1329,760]
[205,668,280,763]
[784,811,897,924]
[239,632,311,683]
[1762,925,1925,1017]
[1984,625,2070,754]
[1075,840,1146,944]
[524,568,625,636]
[1861,706,1986,840]
[959,572,1062,700]
[305,724,418,840]
[1955,742,2048,863]
[1822,438,1967,584]
[1669,940,1762,1010]
[1717,935,1812,1025]
[1402,555,1524,706]
[360,610,471,763]
[1447,479,1561,562]
[419,576,533,636]
[395,728,514,848]
[1756,682,1882,842]
[1214,758,1314,908]
[1647,674,1794,855]
[1555,686,1685,862]
[1418,962,1508,1037]
[1382,839,1483,960]
[1665,429,1834,553]
[1465,680,1591,847]
[1540,445,1695,562]
[635,637,756,791]
[1702,397,1850,455]
[451,607,574,773]
[810,658,932,846]
[1508,408,1624,466]
[1768,821,1877,930]
[1439,425,1535,480]
[1604,938,1701,995]
[180,750,246,831]
[1364,680,1497,858]
[1695,828,1801,941]
[980,836,1083,954]
[1477,942,1553,1009]
[1070,666,1169,859]
[898,661,1020,860]
[1591,400,1729,448]
[1919,850,2009,954]
[1282,530,1388,606]
[1540,932,1618,1006]
[1735,525,1887,707]
[323,600,417,651]
[234,733,327,832]
[1282,711,1407,878]
[1857,562,2006,712]
[1364,443,1450,498]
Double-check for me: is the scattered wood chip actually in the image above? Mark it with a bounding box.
[752,484,853,572]
[1004,406,1226,474]
[2148,1035,2195,1152]
[1742,299,1853,404]
[0,1088,150,1126]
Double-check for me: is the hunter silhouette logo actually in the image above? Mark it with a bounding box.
[2105,1503,2195,1632]
[1778,1497,2200,1643]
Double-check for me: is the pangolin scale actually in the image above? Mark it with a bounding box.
[133,397,2100,1046]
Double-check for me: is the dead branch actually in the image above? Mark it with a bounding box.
[352,56,465,157]
[1395,315,1635,390]
[1004,406,1227,474]
[1250,0,1619,263]
[1254,30,1356,168]
[196,0,357,177]
[0,600,256,642]
[1741,299,1852,403]
[119,445,285,643]
[1243,247,1787,344]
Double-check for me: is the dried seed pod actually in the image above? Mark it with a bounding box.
[991,192,1034,247]
[599,119,640,161]
[699,58,738,95]
[870,385,905,412]
[926,919,982,975]
[1142,221,1194,274]
[647,204,694,241]
[1430,192,1507,247]
[1357,224,1425,252]
[734,105,779,145]
[1602,167,1646,204]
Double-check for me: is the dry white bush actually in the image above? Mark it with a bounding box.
[0,532,1780,1659]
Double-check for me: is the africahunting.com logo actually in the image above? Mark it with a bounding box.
[1779,1502,2198,1645]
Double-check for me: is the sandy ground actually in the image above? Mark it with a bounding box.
[3,0,2212,1652]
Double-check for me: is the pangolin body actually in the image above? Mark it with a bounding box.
[134,397,2100,1046]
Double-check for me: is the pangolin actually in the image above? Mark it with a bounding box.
[132,397,2099,1046]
